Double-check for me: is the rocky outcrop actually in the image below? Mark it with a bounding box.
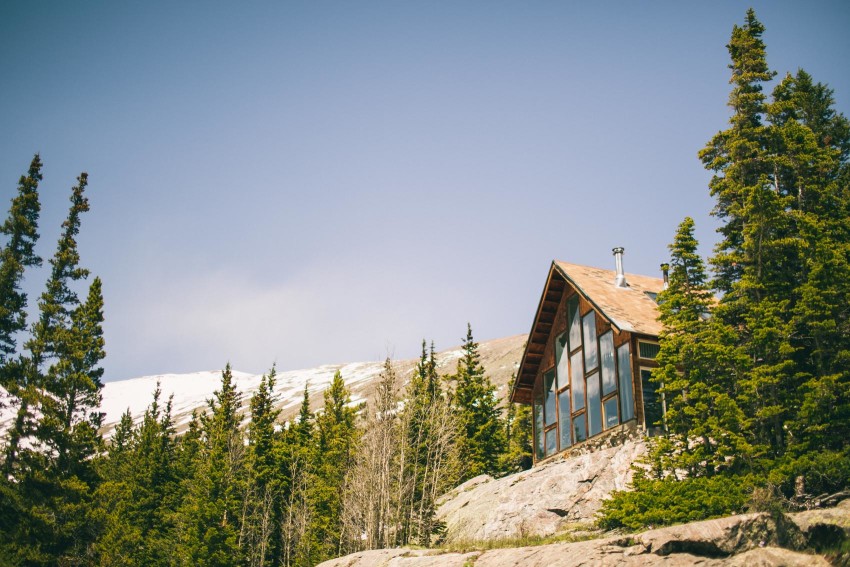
[317,500,849,566]
[435,433,645,542]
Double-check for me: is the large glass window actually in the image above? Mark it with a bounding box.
[599,331,616,396]
[558,390,571,449]
[533,387,544,459]
[604,396,620,429]
[573,414,587,443]
[587,371,602,436]
[545,428,557,456]
[567,295,581,350]
[544,369,557,427]
[570,351,585,411]
[617,343,635,422]
[582,312,598,370]
[555,333,569,389]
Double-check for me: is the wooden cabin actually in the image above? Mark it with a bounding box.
[510,249,666,465]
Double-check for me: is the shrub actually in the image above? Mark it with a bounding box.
[597,474,755,532]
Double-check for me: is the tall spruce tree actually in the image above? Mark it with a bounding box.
[652,218,751,477]
[277,382,316,567]
[176,364,246,566]
[451,323,506,481]
[241,366,281,567]
[0,154,42,369]
[0,170,104,566]
[699,9,799,457]
[95,384,179,566]
[311,371,358,561]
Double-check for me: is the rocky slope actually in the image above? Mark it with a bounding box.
[318,499,850,566]
[435,436,646,542]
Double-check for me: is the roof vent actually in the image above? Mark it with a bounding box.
[612,247,628,288]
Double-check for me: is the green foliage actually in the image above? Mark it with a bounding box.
[451,323,507,481]
[652,218,752,477]
[175,364,246,566]
[499,392,532,474]
[310,371,358,560]
[639,8,849,526]
[768,449,850,498]
[94,384,179,565]
[0,154,42,366]
[0,163,105,566]
[597,474,754,532]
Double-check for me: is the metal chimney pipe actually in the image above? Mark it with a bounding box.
[661,263,669,290]
[612,247,627,287]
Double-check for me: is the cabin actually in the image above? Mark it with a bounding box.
[510,248,666,465]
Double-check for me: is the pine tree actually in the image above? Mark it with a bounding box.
[241,366,281,567]
[699,10,800,457]
[176,364,246,566]
[0,171,103,566]
[652,218,751,477]
[277,383,316,567]
[0,154,42,368]
[500,381,533,474]
[451,324,506,481]
[310,371,358,561]
[95,384,179,566]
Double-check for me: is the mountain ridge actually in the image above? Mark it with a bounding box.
[94,333,527,435]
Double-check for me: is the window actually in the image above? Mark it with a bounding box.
[570,351,585,411]
[533,386,544,460]
[599,331,616,396]
[603,396,620,429]
[573,414,587,443]
[617,343,635,422]
[587,371,602,436]
[641,368,664,428]
[582,312,598,370]
[638,340,660,360]
[545,428,557,456]
[555,333,569,389]
[558,390,572,449]
[544,369,557,427]
[567,295,581,350]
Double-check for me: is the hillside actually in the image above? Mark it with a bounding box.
[67,333,524,436]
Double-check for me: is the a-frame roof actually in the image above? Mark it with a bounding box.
[511,261,664,404]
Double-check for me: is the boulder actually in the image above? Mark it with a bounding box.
[435,436,645,542]
[318,501,847,566]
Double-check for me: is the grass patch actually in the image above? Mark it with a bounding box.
[437,524,600,553]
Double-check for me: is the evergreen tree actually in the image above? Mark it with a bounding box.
[277,383,315,567]
[652,218,751,477]
[241,367,281,567]
[767,70,850,459]
[95,384,179,566]
[451,323,506,481]
[0,171,103,566]
[176,364,246,566]
[310,371,358,561]
[0,154,42,368]
[699,9,799,457]
[500,381,533,474]
[4,172,93,475]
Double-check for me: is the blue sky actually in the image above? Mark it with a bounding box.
[2,1,849,381]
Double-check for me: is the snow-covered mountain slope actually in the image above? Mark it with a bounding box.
[2,334,526,437]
